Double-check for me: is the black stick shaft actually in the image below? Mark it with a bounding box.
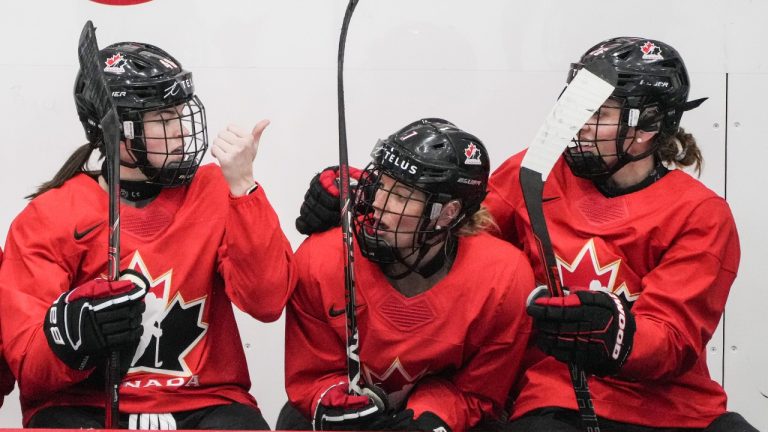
[104,109,122,429]
[520,167,600,432]
[78,21,122,428]
[337,0,362,395]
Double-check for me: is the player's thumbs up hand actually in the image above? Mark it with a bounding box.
[211,119,271,196]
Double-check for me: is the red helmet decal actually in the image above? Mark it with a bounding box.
[464,142,482,165]
[103,53,126,73]
[640,41,664,60]
[105,53,123,67]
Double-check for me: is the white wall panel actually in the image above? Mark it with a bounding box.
[0,0,764,428]
[723,73,768,432]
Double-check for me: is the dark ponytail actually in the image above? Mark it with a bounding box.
[656,127,703,176]
[26,143,102,199]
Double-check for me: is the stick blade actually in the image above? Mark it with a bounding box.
[521,67,616,180]
[78,21,118,124]
[78,21,122,162]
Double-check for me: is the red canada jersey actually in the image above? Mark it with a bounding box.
[0,165,296,425]
[485,150,740,428]
[0,248,17,407]
[285,228,535,432]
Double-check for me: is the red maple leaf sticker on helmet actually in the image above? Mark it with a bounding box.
[641,42,656,55]
[105,53,124,67]
[465,143,476,158]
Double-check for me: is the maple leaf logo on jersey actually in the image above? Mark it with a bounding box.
[640,41,664,60]
[363,358,428,409]
[463,142,482,165]
[556,238,638,303]
[122,251,208,376]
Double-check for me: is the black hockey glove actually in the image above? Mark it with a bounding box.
[312,381,389,430]
[527,287,635,376]
[376,409,452,432]
[44,270,148,371]
[295,165,362,236]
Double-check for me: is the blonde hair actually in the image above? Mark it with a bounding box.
[457,205,498,236]
[656,127,703,175]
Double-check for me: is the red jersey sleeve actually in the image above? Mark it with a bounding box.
[217,185,297,322]
[0,204,93,402]
[620,197,740,380]
[405,251,535,430]
[283,237,348,418]
[0,353,14,407]
[0,249,17,406]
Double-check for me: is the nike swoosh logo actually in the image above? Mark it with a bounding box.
[328,304,360,318]
[74,222,104,241]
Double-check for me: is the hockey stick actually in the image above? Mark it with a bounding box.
[519,65,616,432]
[78,20,123,429]
[337,0,363,396]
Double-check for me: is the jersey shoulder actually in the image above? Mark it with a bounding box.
[31,173,103,210]
[460,232,528,265]
[295,228,346,283]
[455,232,535,296]
[186,163,229,198]
[663,169,724,203]
[15,174,103,234]
[631,169,732,222]
[296,228,343,259]
[291,228,345,319]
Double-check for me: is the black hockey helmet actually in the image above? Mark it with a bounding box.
[563,37,705,180]
[353,118,490,273]
[74,42,207,187]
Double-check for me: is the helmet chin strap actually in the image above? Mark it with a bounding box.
[100,159,162,203]
[380,232,458,280]
[120,158,139,169]
[413,233,458,278]
[595,158,669,197]
[599,128,659,182]
[388,200,458,279]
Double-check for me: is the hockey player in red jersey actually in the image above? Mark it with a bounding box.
[485,37,757,431]
[282,119,535,431]
[0,42,295,428]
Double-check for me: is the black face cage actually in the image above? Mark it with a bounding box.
[352,164,451,275]
[121,95,208,187]
[564,97,662,181]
